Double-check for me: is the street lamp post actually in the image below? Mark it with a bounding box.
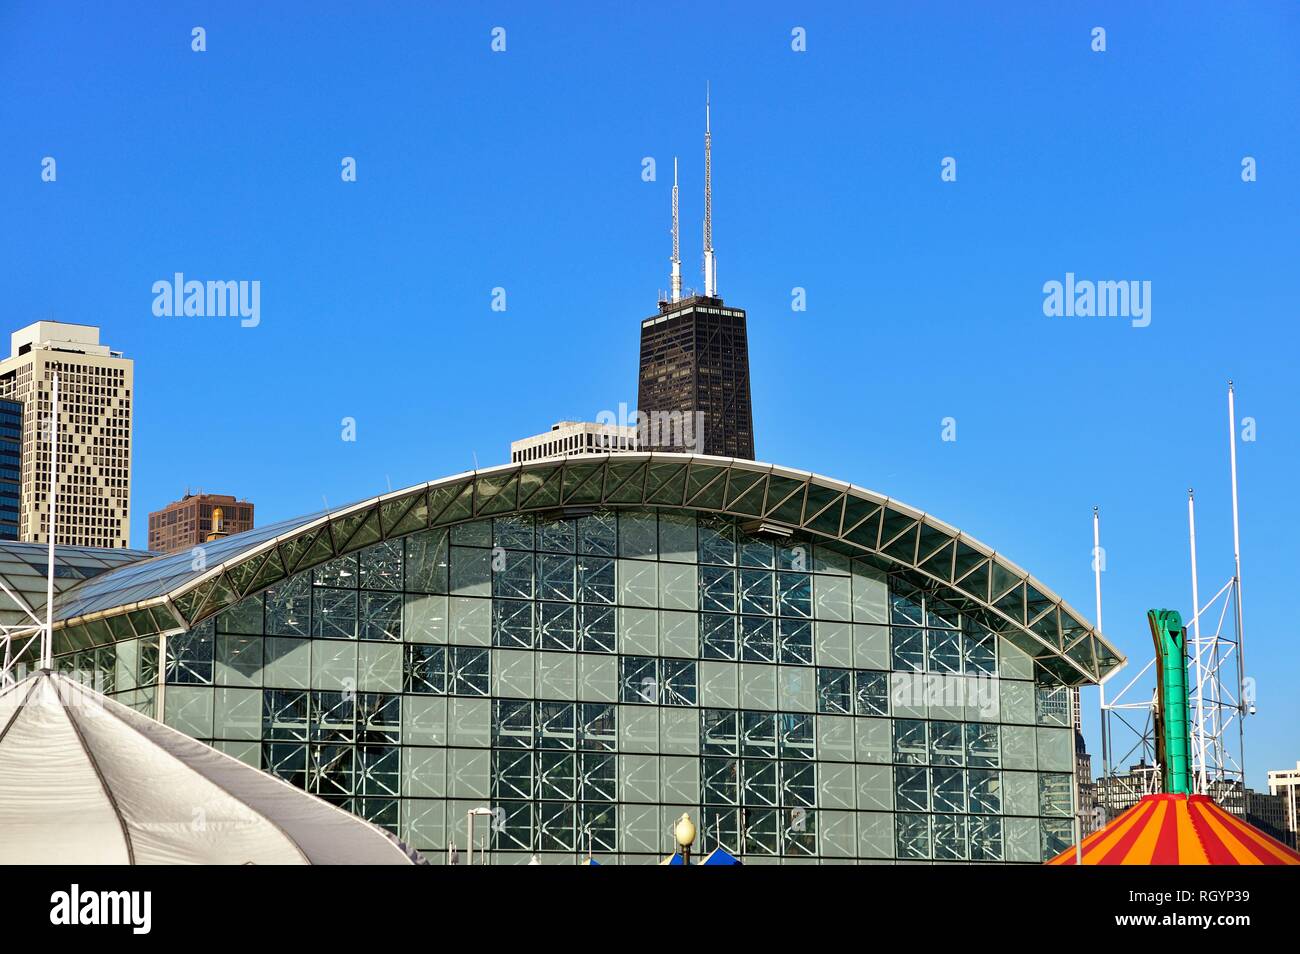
[466,806,495,866]
[674,812,696,866]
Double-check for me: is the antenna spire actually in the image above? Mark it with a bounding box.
[703,83,716,297]
[670,157,681,302]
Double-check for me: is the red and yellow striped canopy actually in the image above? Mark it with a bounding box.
[1048,793,1300,865]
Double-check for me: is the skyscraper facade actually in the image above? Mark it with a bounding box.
[0,399,21,541]
[0,321,134,548]
[638,296,754,458]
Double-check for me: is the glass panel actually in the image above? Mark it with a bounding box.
[776,573,812,618]
[619,656,658,704]
[741,711,778,758]
[894,767,929,812]
[895,814,930,860]
[932,814,967,861]
[537,554,576,602]
[661,658,697,706]
[893,719,928,764]
[738,569,774,616]
[853,669,889,716]
[927,627,963,674]
[360,591,402,641]
[815,668,851,714]
[702,709,739,756]
[579,704,617,751]
[492,599,534,649]
[891,627,925,672]
[493,699,534,748]
[932,766,967,812]
[779,712,815,760]
[703,757,739,805]
[538,601,576,651]
[699,566,736,613]
[969,768,1002,813]
[740,616,775,663]
[312,589,356,639]
[929,721,966,766]
[358,541,402,591]
[701,613,737,660]
[698,518,736,566]
[778,619,813,665]
[404,645,446,694]
[576,512,617,556]
[965,722,1000,767]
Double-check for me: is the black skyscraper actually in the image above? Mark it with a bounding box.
[637,294,755,459]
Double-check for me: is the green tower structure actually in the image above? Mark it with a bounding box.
[1148,609,1193,796]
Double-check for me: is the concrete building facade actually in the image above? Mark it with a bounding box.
[0,322,133,548]
[1268,761,1300,840]
[510,421,637,464]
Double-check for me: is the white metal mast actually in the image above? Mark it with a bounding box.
[1187,489,1207,793]
[1227,381,1248,745]
[670,157,682,302]
[42,372,59,670]
[1094,508,1108,781]
[702,83,716,297]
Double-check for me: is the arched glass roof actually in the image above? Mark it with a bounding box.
[46,455,1123,685]
[0,541,152,628]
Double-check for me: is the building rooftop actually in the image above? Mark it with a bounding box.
[7,320,121,359]
[18,455,1123,685]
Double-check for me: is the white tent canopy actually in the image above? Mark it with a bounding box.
[0,670,422,865]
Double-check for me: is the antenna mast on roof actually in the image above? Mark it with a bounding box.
[670,157,682,303]
[702,83,716,298]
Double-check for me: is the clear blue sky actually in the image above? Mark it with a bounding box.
[1,2,1296,787]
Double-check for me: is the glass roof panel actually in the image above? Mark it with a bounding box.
[50,511,323,623]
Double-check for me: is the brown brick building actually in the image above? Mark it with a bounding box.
[147,493,254,554]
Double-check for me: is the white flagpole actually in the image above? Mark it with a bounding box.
[1188,489,1206,794]
[1227,381,1248,770]
[1095,507,1107,782]
[42,372,58,670]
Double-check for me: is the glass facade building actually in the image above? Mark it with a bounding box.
[0,398,21,540]
[37,456,1123,864]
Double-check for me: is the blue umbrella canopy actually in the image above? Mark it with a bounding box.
[700,847,742,865]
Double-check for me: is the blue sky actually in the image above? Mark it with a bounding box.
[1,2,1296,786]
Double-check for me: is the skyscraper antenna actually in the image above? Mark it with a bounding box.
[670,157,681,302]
[703,83,716,297]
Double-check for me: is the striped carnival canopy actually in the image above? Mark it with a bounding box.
[1048,793,1300,866]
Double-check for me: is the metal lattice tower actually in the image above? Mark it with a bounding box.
[1098,382,1251,820]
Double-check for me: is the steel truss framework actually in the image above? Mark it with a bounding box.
[1098,383,1250,814]
[29,455,1123,685]
[1098,577,1246,811]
